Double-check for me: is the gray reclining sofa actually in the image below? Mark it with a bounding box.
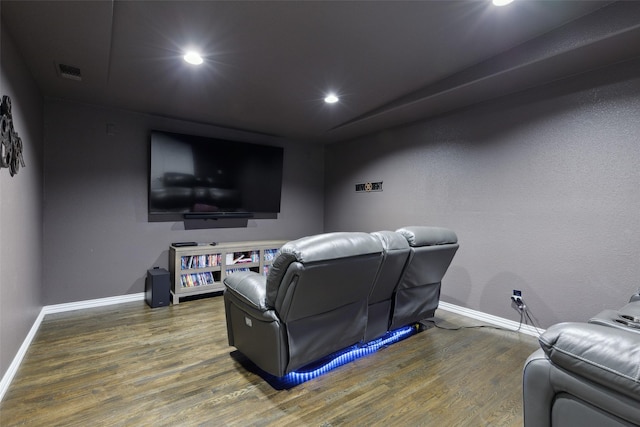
[523,300,640,426]
[223,226,458,377]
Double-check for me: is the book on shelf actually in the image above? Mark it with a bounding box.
[180,271,218,288]
[181,253,222,270]
[264,248,279,262]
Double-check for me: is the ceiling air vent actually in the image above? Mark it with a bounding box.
[58,63,82,81]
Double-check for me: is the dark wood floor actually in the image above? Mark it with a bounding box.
[0,296,538,426]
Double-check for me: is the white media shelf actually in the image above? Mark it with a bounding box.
[169,240,286,304]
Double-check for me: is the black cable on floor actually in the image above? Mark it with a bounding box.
[420,318,522,333]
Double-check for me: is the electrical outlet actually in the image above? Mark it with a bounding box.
[511,289,523,307]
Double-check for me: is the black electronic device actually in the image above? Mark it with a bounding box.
[148,130,284,222]
[171,241,198,247]
[145,267,170,308]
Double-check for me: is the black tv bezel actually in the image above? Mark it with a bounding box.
[147,130,284,223]
[183,211,254,220]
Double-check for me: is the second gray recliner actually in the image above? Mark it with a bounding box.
[223,226,459,379]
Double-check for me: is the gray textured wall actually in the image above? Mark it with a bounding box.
[0,25,44,379]
[42,99,324,305]
[325,58,640,328]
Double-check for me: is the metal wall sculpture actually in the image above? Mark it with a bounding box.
[1,95,26,176]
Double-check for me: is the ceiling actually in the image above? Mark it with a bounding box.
[3,0,640,144]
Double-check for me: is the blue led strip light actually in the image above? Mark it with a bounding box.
[273,325,417,388]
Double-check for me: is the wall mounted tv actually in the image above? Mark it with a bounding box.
[148,130,284,222]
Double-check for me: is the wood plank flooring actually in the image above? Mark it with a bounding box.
[0,296,539,426]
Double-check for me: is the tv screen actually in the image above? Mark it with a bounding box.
[149,130,284,221]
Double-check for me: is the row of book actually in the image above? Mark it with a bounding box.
[181,264,277,288]
[264,249,279,261]
[180,272,220,288]
[180,248,281,272]
[181,254,222,270]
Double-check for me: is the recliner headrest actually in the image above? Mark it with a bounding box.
[371,230,410,252]
[266,232,384,307]
[277,232,383,264]
[396,226,458,247]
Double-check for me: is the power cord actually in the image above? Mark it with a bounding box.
[519,298,544,336]
[420,318,517,333]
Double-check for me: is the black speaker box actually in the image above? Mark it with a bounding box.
[146,267,170,308]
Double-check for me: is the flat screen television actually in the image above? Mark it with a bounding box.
[148,130,284,221]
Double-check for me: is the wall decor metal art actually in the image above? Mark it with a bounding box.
[0,95,26,176]
[355,181,383,192]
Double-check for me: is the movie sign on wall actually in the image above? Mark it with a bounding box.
[355,181,383,192]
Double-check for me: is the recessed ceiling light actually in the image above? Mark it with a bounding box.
[183,51,203,65]
[492,0,514,6]
[324,94,339,104]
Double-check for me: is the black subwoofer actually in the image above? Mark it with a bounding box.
[145,267,170,308]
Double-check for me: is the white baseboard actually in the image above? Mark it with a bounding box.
[0,292,145,402]
[438,301,544,337]
[42,292,145,315]
[0,309,46,403]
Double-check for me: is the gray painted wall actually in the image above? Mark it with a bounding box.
[325,58,640,329]
[0,25,44,378]
[43,99,324,305]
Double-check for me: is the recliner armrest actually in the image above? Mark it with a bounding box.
[539,322,640,401]
[523,349,555,427]
[224,271,269,311]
